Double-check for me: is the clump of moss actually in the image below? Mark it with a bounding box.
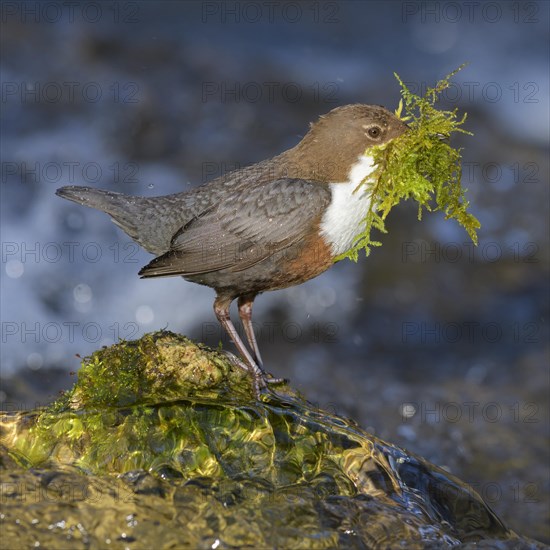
[342,65,480,260]
[3,332,297,471]
[52,331,253,412]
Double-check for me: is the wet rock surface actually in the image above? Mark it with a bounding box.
[0,332,544,549]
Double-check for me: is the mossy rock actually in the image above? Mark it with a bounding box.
[1,331,538,549]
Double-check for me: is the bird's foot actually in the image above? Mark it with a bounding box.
[221,351,286,397]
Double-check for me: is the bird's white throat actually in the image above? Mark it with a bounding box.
[320,154,376,256]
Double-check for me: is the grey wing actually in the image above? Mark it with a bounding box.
[138,178,331,277]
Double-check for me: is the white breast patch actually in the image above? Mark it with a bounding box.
[319,155,376,257]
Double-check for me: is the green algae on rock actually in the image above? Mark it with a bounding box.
[0,331,530,548]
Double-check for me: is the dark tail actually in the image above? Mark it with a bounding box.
[56,186,185,255]
[56,186,127,213]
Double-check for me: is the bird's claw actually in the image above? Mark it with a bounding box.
[221,351,286,397]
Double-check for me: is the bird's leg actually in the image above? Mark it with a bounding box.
[238,294,286,385]
[237,294,263,367]
[214,295,266,396]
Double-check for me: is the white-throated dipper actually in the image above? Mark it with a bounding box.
[57,105,408,395]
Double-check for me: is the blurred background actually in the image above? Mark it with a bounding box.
[1,0,548,543]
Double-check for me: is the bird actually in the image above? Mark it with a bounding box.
[56,104,408,395]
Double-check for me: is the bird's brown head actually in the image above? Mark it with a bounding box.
[287,104,408,182]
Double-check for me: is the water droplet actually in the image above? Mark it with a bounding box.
[27,353,43,371]
[400,403,417,418]
[5,260,24,279]
[135,305,154,324]
[73,283,92,303]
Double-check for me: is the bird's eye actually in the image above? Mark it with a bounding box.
[368,126,381,139]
